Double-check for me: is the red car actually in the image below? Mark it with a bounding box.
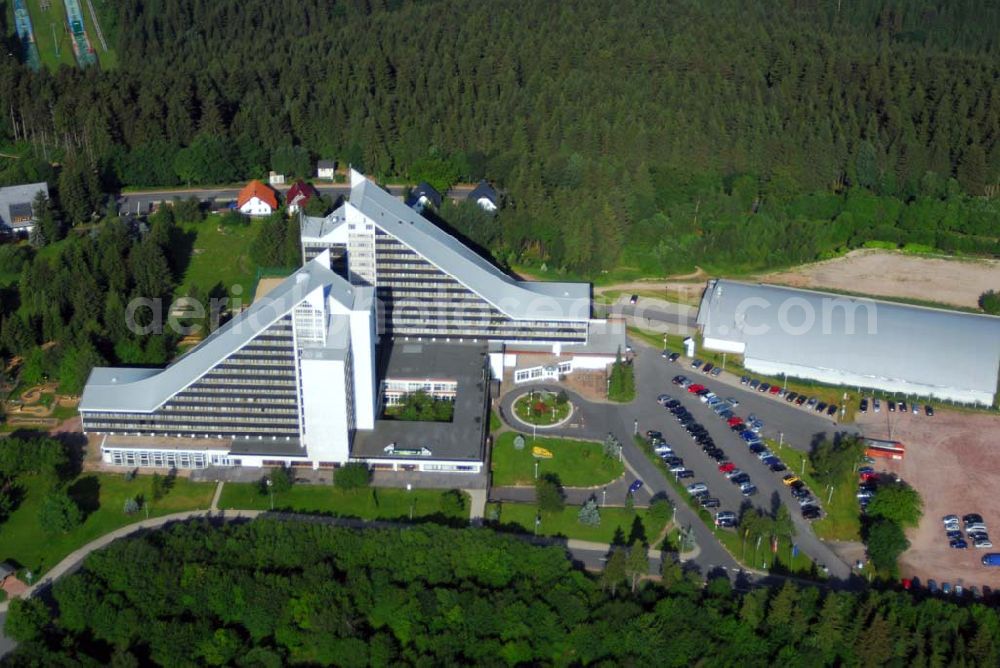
[718,462,736,473]
[860,471,878,482]
[687,383,706,393]
[768,385,781,395]
[727,416,743,427]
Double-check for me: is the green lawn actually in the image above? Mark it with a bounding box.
[496,501,668,545]
[491,432,624,487]
[512,391,571,425]
[175,215,260,301]
[24,0,78,69]
[217,483,468,521]
[775,443,861,541]
[0,473,216,576]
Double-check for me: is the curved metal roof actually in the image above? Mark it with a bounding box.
[698,279,1000,399]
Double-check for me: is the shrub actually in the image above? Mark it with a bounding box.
[335,462,371,490]
[979,290,1000,315]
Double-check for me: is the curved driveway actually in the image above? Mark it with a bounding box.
[498,340,859,581]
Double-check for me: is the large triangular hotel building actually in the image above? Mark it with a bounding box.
[81,170,624,474]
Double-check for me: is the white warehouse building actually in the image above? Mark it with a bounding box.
[697,279,1000,407]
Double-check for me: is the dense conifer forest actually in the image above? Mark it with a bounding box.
[3,520,1000,665]
[1,0,998,275]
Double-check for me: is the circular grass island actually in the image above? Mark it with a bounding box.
[512,390,573,427]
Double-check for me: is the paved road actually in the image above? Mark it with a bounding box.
[498,387,741,575]
[626,339,856,579]
[594,303,697,331]
[500,339,860,580]
[0,612,12,659]
[117,183,477,215]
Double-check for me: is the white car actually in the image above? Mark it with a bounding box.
[686,483,709,495]
[966,523,988,534]
[654,445,673,455]
[974,538,994,549]
[669,463,687,473]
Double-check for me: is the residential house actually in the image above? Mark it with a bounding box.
[467,180,499,212]
[286,180,319,214]
[0,181,49,235]
[237,180,279,216]
[406,181,442,212]
[316,160,337,180]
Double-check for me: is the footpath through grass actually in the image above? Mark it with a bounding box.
[174,215,260,302]
[491,432,624,487]
[217,483,468,521]
[0,473,215,576]
[492,501,668,545]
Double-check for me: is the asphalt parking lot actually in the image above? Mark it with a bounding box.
[629,343,855,578]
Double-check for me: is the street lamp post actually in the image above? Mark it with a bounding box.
[722,352,727,370]
[602,487,607,507]
[534,460,539,480]
[633,419,638,436]
[266,478,274,511]
[407,483,414,519]
[534,514,541,536]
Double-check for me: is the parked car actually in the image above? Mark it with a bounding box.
[686,482,709,495]
[911,402,919,414]
[730,473,751,485]
[964,513,985,525]
[768,385,781,395]
[942,514,960,526]
[748,379,760,390]
[795,395,807,406]
[725,468,744,479]
[806,397,818,408]
[629,294,639,304]
[826,404,838,416]
[740,483,758,496]
[700,497,721,508]
[719,462,736,473]
[899,400,908,413]
[702,363,714,374]
[782,474,801,487]
[710,367,722,377]
[646,430,663,440]
[668,352,680,362]
[925,404,934,416]
[786,391,799,403]
[859,398,868,413]
[715,511,737,528]
[888,400,896,412]
[687,383,706,393]
[691,358,704,369]
[739,375,750,385]
[802,505,821,520]
[675,469,695,479]
[873,398,881,412]
[769,461,787,472]
[950,539,969,549]
[758,383,770,393]
[815,401,827,413]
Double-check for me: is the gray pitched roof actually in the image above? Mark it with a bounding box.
[349,174,590,322]
[317,159,337,169]
[0,182,47,229]
[301,204,347,239]
[0,561,15,579]
[698,279,1000,400]
[467,180,498,205]
[407,181,442,208]
[80,257,361,413]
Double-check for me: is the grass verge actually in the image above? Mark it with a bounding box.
[491,432,624,487]
[772,441,861,541]
[0,473,216,576]
[492,501,667,545]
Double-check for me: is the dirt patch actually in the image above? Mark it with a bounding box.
[760,250,1000,309]
[856,407,1000,590]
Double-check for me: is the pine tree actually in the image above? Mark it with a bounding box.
[626,541,648,592]
[577,497,601,526]
[601,547,627,596]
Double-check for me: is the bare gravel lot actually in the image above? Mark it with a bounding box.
[857,407,1000,590]
[761,250,1000,310]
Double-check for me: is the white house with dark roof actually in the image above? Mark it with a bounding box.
[316,159,337,180]
[467,179,499,212]
[406,181,442,212]
[0,182,48,235]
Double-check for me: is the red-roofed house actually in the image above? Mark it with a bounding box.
[237,180,279,216]
[286,180,320,214]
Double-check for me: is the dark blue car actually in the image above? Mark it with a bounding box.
[628,480,644,494]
